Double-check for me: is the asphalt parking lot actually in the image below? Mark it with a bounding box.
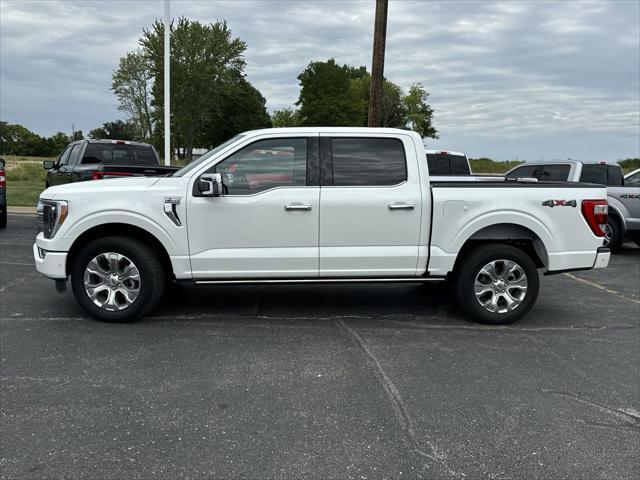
[1,213,639,479]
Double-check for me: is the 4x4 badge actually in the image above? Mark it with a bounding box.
[542,199,577,207]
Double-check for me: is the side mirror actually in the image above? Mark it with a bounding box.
[198,173,224,197]
[43,160,55,170]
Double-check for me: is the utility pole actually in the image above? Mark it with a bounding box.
[368,0,388,128]
[71,123,75,140]
[164,0,171,165]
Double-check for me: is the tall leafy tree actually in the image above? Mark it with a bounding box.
[272,108,302,128]
[202,76,271,148]
[291,59,438,139]
[295,59,362,126]
[111,50,154,140]
[141,17,247,161]
[403,83,438,139]
[89,120,139,140]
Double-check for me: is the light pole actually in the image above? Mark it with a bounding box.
[368,0,388,128]
[164,0,170,165]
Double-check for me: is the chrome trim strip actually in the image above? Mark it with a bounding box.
[194,277,446,285]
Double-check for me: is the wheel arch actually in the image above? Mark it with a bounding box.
[66,223,175,281]
[452,223,549,274]
[606,200,626,230]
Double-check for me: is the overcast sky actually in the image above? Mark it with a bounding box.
[1,0,638,161]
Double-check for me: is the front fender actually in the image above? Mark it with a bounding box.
[61,210,180,256]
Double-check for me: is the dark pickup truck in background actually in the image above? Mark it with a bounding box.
[43,139,179,187]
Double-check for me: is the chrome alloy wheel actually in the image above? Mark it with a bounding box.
[474,259,528,314]
[602,224,613,246]
[83,252,141,311]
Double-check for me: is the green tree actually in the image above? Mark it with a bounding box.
[292,60,437,138]
[72,130,84,141]
[47,132,72,153]
[403,83,438,139]
[141,17,247,161]
[201,76,271,148]
[271,108,302,128]
[112,50,154,140]
[295,59,362,126]
[89,120,139,140]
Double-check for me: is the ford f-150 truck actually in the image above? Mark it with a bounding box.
[43,139,179,187]
[505,160,639,250]
[33,128,611,325]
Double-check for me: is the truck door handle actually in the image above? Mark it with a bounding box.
[388,203,415,210]
[284,204,312,211]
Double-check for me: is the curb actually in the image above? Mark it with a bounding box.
[8,206,37,214]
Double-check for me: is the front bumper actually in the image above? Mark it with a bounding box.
[33,243,67,279]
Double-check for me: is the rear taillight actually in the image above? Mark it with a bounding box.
[89,171,134,181]
[0,169,5,188]
[581,200,608,237]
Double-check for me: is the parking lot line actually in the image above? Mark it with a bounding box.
[563,272,640,304]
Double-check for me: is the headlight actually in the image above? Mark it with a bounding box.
[38,200,68,239]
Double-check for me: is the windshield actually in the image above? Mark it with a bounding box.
[172,135,245,177]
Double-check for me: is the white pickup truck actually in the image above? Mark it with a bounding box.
[34,128,611,325]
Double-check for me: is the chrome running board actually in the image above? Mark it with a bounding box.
[194,277,446,285]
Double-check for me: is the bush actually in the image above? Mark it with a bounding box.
[618,158,640,173]
[6,162,46,182]
[469,157,523,174]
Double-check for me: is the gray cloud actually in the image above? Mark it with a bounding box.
[0,0,638,161]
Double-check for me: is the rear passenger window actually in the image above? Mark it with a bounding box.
[539,165,570,181]
[606,166,623,186]
[580,166,605,184]
[506,165,537,178]
[331,138,406,186]
[426,154,470,175]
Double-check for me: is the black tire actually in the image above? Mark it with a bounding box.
[455,244,539,325]
[71,236,165,322]
[0,207,6,229]
[605,217,623,252]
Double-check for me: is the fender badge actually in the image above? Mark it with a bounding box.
[542,199,577,207]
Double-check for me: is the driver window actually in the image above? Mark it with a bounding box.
[58,146,72,166]
[213,138,307,195]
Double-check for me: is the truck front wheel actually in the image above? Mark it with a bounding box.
[71,236,165,322]
[455,244,539,325]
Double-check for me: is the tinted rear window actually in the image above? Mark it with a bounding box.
[580,164,623,186]
[426,154,470,175]
[331,138,406,186]
[539,165,570,181]
[506,165,537,178]
[81,143,157,166]
[506,164,569,181]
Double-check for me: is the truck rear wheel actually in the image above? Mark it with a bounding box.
[71,236,165,322]
[455,244,539,325]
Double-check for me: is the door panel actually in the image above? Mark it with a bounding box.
[187,136,319,279]
[319,135,422,277]
[188,188,319,278]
